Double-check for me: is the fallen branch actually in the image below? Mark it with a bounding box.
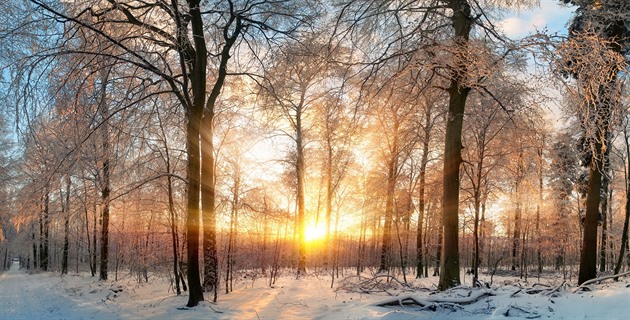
[336,274,424,295]
[510,289,522,297]
[374,295,429,307]
[525,281,565,295]
[374,289,494,308]
[575,271,630,292]
[426,290,494,305]
[543,281,565,296]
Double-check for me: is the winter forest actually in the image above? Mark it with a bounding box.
[0,0,629,319]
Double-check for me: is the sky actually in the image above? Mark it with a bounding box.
[499,1,576,39]
[498,1,578,129]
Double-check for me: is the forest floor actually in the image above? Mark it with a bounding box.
[1,262,629,319]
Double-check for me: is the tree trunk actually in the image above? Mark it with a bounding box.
[42,187,50,271]
[578,139,604,285]
[536,139,544,276]
[184,2,208,297]
[379,138,398,272]
[416,127,430,278]
[225,166,240,294]
[62,175,71,275]
[434,221,442,277]
[324,142,333,268]
[438,0,472,291]
[39,198,43,269]
[614,128,630,277]
[31,229,37,270]
[512,148,524,272]
[200,7,242,300]
[260,196,269,275]
[599,140,611,273]
[296,106,307,276]
[98,65,112,281]
[168,167,181,295]
[201,112,218,300]
[185,106,204,307]
[92,202,98,277]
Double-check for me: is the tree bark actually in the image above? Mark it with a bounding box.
[578,139,604,285]
[185,106,204,307]
[438,0,472,291]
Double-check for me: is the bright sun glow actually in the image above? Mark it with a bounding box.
[304,222,327,242]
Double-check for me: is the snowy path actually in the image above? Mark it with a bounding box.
[0,262,118,320]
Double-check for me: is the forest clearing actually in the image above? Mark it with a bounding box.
[1,0,630,319]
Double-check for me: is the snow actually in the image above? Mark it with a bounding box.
[1,261,629,319]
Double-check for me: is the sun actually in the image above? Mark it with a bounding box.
[304,222,327,242]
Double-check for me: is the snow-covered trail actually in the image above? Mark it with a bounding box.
[0,262,117,320]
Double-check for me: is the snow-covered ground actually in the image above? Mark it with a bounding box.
[1,261,629,319]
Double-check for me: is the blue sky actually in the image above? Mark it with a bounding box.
[499,1,576,39]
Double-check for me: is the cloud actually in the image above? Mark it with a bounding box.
[498,1,575,39]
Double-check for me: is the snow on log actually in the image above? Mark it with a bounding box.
[373,289,494,308]
[373,295,430,307]
[426,289,494,305]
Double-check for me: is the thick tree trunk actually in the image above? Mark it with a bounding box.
[579,140,604,285]
[185,107,204,307]
[438,0,472,291]
[184,2,208,297]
